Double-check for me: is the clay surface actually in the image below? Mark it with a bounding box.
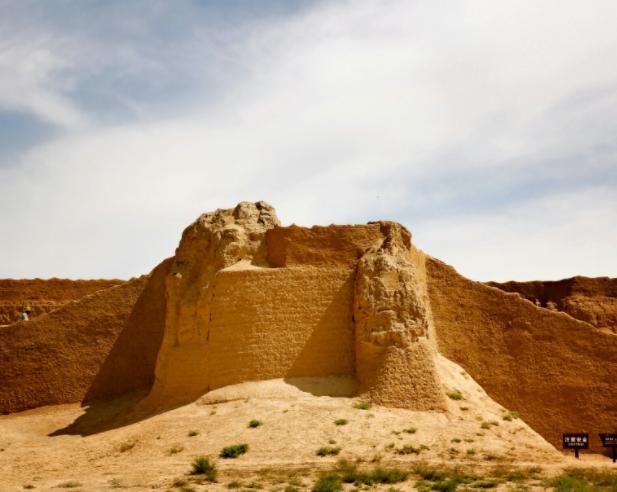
[428,258,617,452]
[0,279,123,325]
[488,277,617,332]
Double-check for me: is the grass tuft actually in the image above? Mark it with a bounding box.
[353,401,372,410]
[316,446,341,457]
[334,419,348,426]
[220,443,249,459]
[248,419,262,428]
[190,455,217,481]
[446,390,464,401]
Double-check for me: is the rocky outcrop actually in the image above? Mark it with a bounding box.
[0,279,123,325]
[487,277,617,333]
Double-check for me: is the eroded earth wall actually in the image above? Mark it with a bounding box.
[427,258,617,451]
[0,279,124,325]
[0,278,146,413]
[487,277,617,333]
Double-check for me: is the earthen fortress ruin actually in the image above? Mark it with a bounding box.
[1,202,616,452]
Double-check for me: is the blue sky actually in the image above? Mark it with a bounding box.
[1,0,616,281]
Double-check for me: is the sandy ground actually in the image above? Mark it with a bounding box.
[1,356,613,491]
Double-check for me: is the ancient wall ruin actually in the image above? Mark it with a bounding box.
[488,277,617,333]
[427,258,617,452]
[0,278,146,413]
[0,279,123,325]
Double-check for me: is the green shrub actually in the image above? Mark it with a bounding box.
[353,401,372,410]
[316,446,341,457]
[220,444,249,458]
[190,455,217,481]
[472,480,499,489]
[334,419,348,426]
[502,411,520,421]
[248,419,262,428]
[371,467,409,484]
[446,390,464,401]
[312,473,342,492]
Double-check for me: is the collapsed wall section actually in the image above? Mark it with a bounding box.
[427,258,617,452]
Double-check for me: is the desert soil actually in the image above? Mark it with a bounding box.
[1,357,613,491]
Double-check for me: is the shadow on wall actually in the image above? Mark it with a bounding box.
[49,259,173,437]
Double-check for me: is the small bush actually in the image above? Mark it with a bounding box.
[220,443,249,458]
[460,406,469,411]
[23,486,35,490]
[502,411,520,422]
[472,480,499,489]
[353,401,372,410]
[173,478,188,487]
[480,422,491,430]
[56,482,81,489]
[466,449,477,456]
[316,446,341,457]
[248,419,262,428]
[334,419,348,426]
[403,427,417,434]
[371,467,409,484]
[110,478,123,488]
[397,445,420,455]
[188,429,200,437]
[190,455,217,481]
[227,481,242,489]
[168,445,184,455]
[313,473,342,492]
[446,390,464,401]
[451,438,461,443]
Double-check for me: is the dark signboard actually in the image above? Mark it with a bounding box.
[600,433,617,463]
[563,433,589,458]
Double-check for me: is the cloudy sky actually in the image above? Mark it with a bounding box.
[1,0,616,281]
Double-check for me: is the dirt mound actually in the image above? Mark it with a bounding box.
[0,278,123,325]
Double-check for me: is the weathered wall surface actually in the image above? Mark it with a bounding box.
[84,259,172,402]
[147,204,447,413]
[0,279,123,325]
[0,278,146,413]
[428,258,617,451]
[488,277,617,332]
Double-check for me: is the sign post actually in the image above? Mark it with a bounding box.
[563,433,589,459]
[599,434,617,463]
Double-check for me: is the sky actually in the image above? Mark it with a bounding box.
[1,0,616,282]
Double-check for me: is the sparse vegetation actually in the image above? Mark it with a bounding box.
[451,438,461,443]
[466,449,477,456]
[220,443,249,458]
[446,390,464,401]
[353,401,372,410]
[56,482,82,489]
[189,455,217,481]
[502,411,520,421]
[396,445,420,455]
[334,419,348,426]
[480,422,491,430]
[403,427,417,434]
[543,467,617,491]
[227,481,242,489]
[110,478,123,488]
[248,419,262,428]
[313,473,342,492]
[316,446,341,457]
[168,445,184,455]
[187,429,199,436]
[23,486,35,490]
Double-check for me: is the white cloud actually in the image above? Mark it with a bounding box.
[0,0,616,280]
